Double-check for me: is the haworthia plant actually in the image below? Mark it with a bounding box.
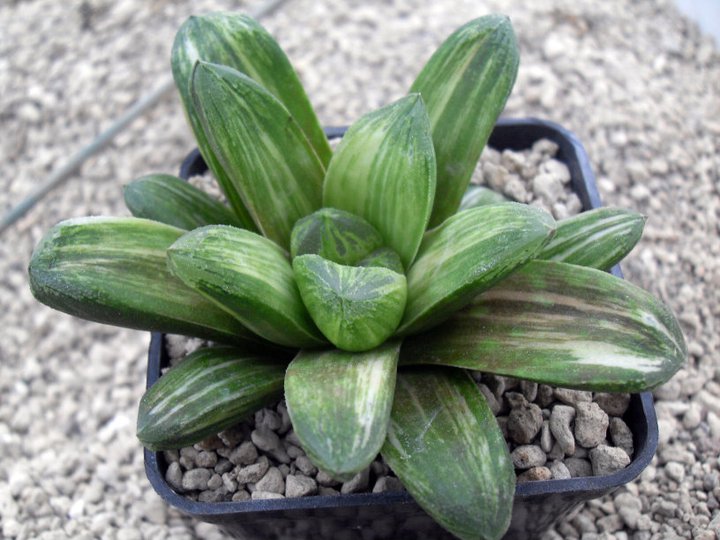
[123,174,243,230]
[28,13,686,540]
[401,260,686,392]
[382,367,515,540]
[171,12,331,227]
[285,342,400,479]
[192,61,325,250]
[138,346,288,450]
[410,15,519,227]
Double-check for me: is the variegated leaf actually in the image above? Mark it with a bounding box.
[123,174,243,230]
[167,226,325,348]
[399,203,555,336]
[401,260,686,392]
[28,217,255,343]
[382,367,515,540]
[537,207,646,270]
[323,94,436,269]
[285,342,400,480]
[411,15,519,227]
[459,185,509,210]
[293,254,407,352]
[191,61,324,250]
[138,346,288,450]
[290,208,384,265]
[358,247,405,274]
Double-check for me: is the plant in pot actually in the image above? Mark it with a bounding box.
[28,12,685,540]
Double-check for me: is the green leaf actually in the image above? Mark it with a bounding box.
[285,342,400,480]
[537,207,646,270]
[399,203,555,336]
[358,247,405,274]
[323,94,436,269]
[382,367,514,540]
[28,217,255,343]
[138,346,288,450]
[459,185,509,210]
[191,61,325,250]
[290,208,384,265]
[293,254,407,352]
[171,13,331,226]
[411,15,519,227]
[123,174,243,230]
[167,225,325,348]
[401,260,686,392]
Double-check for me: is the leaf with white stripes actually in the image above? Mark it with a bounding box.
[191,61,325,250]
[410,15,519,227]
[290,208,384,265]
[382,367,515,540]
[323,94,436,269]
[399,203,555,336]
[138,346,288,450]
[537,207,646,270]
[285,342,400,480]
[168,226,325,348]
[358,247,405,274]
[459,185,509,210]
[123,174,243,230]
[28,217,255,344]
[293,255,407,352]
[401,260,686,392]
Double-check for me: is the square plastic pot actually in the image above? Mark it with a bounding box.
[144,118,658,540]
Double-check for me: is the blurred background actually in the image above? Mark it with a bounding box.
[1,1,718,538]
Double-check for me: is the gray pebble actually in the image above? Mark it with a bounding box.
[564,457,593,478]
[207,473,223,491]
[235,456,270,484]
[533,173,564,202]
[222,472,237,493]
[268,446,292,464]
[181,468,212,491]
[276,402,292,434]
[278,464,290,478]
[255,408,282,431]
[508,402,544,444]
[665,461,685,483]
[594,393,631,416]
[550,405,576,455]
[540,420,553,453]
[505,391,528,409]
[589,445,631,476]
[341,468,370,494]
[372,476,405,493]
[219,426,246,447]
[295,455,318,476]
[517,466,552,483]
[575,402,609,448]
[477,383,501,415]
[232,490,250,502]
[285,475,318,498]
[554,388,592,406]
[228,441,258,466]
[251,427,281,452]
[285,444,305,459]
[512,445,547,469]
[609,417,634,457]
[547,441,565,461]
[614,492,643,528]
[537,385,555,407]
[198,488,226,503]
[520,380,538,402]
[195,450,217,469]
[179,447,198,469]
[165,461,183,492]
[316,470,341,487]
[318,487,340,497]
[214,458,233,475]
[549,460,571,479]
[284,430,302,447]
[251,491,284,500]
[255,467,285,494]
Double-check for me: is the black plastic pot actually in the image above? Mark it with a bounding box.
[144,118,658,540]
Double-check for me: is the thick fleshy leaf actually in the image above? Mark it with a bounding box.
[323,94,436,269]
[401,260,686,392]
[290,208,384,265]
[28,217,254,343]
[285,342,400,480]
[191,61,324,249]
[171,14,330,227]
[358,247,405,274]
[459,185,509,210]
[168,226,325,348]
[382,367,515,540]
[399,203,555,336]
[123,174,243,230]
[138,346,288,450]
[411,15,519,227]
[293,255,407,352]
[537,207,646,270]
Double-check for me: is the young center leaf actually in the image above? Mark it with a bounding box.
[411,15,518,227]
[293,254,407,352]
[285,342,400,480]
[537,207,646,270]
[168,226,325,348]
[191,62,325,250]
[398,203,556,336]
[323,94,436,269]
[28,217,255,344]
[382,367,515,540]
[138,346,288,450]
[459,185,509,210]
[401,260,686,392]
[123,174,244,230]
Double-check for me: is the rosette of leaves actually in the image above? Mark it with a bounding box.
[28,13,686,540]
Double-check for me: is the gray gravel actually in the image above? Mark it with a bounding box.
[1,0,718,539]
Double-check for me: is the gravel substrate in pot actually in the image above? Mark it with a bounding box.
[143,119,659,540]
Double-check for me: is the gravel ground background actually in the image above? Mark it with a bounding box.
[1,1,718,539]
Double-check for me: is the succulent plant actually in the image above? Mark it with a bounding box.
[28,12,685,540]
